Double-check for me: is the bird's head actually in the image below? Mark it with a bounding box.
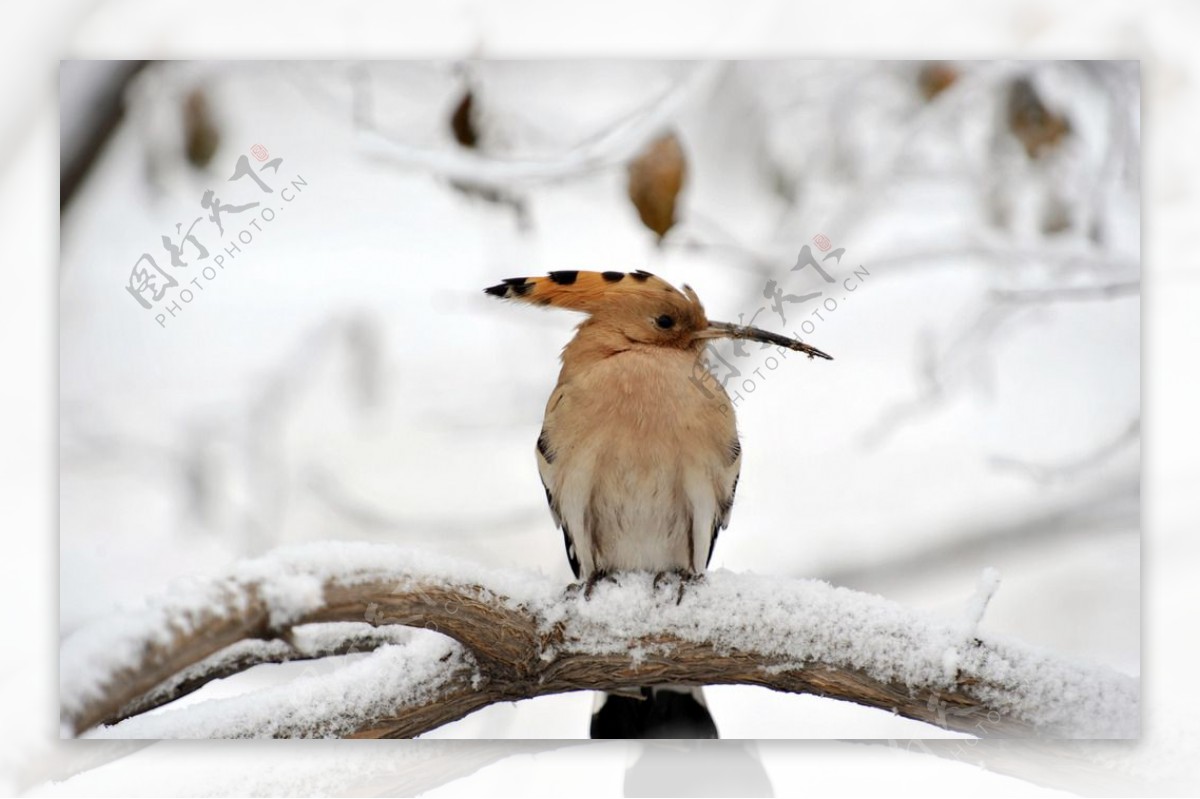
[484,270,833,360]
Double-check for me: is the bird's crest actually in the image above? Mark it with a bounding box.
[483,270,700,315]
[485,269,833,360]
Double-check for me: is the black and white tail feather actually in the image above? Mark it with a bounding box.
[590,686,719,739]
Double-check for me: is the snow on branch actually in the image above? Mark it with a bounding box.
[60,543,1137,739]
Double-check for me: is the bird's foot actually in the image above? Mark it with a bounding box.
[675,571,705,605]
[653,570,704,605]
[584,570,612,600]
[567,570,612,601]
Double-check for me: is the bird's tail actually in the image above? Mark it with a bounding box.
[590,686,718,739]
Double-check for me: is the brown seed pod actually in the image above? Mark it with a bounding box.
[626,131,687,240]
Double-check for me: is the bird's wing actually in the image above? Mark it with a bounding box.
[537,425,580,578]
[706,435,741,568]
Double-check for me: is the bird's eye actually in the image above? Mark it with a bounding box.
[655,314,675,330]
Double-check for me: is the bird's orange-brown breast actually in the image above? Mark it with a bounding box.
[538,333,739,576]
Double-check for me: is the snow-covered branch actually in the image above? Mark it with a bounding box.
[60,543,1137,739]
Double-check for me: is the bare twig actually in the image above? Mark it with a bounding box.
[356,62,721,190]
[990,281,1140,303]
[990,418,1140,483]
[60,61,148,210]
[814,470,1136,591]
[301,465,544,539]
[858,301,1028,449]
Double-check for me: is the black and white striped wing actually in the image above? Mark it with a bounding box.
[536,428,580,578]
[706,436,741,568]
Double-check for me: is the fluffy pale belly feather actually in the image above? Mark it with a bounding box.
[539,347,738,576]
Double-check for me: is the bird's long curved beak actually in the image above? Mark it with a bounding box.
[697,321,833,361]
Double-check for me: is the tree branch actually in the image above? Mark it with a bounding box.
[111,623,416,724]
[61,543,1137,739]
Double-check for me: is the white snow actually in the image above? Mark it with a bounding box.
[252,572,325,628]
[58,577,245,723]
[89,636,475,739]
[962,566,1002,638]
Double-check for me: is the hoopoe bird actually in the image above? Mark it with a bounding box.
[485,269,831,738]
